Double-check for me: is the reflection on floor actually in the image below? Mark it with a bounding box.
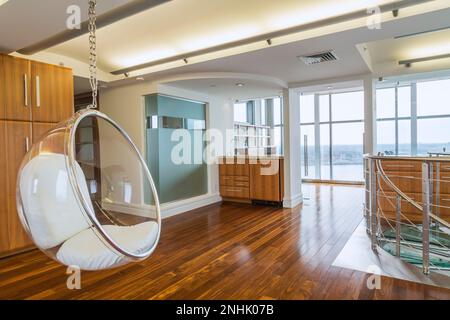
[333,222,450,289]
[0,183,449,299]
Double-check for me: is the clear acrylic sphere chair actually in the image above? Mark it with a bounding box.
[16,109,161,270]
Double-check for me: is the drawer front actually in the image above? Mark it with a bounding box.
[220,176,234,186]
[234,180,249,187]
[380,160,422,173]
[220,186,250,199]
[234,176,249,182]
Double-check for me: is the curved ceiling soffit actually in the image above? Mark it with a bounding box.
[155,72,288,89]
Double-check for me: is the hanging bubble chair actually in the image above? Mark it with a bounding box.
[16,109,161,271]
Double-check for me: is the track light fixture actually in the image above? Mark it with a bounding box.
[399,53,450,68]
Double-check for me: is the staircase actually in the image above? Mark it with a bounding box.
[364,155,450,275]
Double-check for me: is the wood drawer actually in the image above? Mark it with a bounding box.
[220,186,250,199]
[220,176,234,186]
[234,180,249,187]
[380,160,422,173]
[234,176,249,182]
[219,162,249,177]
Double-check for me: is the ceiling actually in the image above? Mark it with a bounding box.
[166,76,284,101]
[109,5,450,87]
[46,0,394,72]
[4,0,450,99]
[0,0,129,53]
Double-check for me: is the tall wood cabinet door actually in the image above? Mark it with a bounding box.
[53,66,74,121]
[5,121,33,251]
[32,62,74,123]
[31,62,54,122]
[3,55,31,121]
[0,121,9,252]
[0,56,5,119]
[250,160,281,202]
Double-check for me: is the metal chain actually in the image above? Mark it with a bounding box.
[88,0,98,109]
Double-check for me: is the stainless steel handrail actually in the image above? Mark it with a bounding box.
[367,154,450,163]
[375,159,450,229]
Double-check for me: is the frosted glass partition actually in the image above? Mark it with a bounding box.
[145,94,208,204]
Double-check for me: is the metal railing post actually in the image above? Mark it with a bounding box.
[370,158,378,252]
[422,162,430,275]
[364,158,370,234]
[435,162,440,228]
[396,195,401,257]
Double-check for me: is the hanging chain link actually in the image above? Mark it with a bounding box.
[87,0,98,109]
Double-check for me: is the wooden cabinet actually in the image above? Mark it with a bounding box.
[1,121,33,254]
[3,55,31,121]
[31,61,73,123]
[0,56,5,119]
[250,159,284,202]
[0,122,9,253]
[0,54,74,257]
[219,157,284,205]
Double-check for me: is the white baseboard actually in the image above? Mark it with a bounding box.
[283,193,303,208]
[102,193,222,220]
[161,193,222,219]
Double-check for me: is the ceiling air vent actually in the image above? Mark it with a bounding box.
[298,50,339,66]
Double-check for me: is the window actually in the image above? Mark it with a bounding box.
[376,78,450,156]
[273,97,283,125]
[300,95,314,123]
[331,91,364,121]
[376,88,395,119]
[260,100,266,125]
[234,102,247,123]
[272,97,283,154]
[300,90,364,182]
[376,85,412,155]
[417,79,450,117]
[301,124,315,179]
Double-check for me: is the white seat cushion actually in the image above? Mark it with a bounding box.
[19,153,93,249]
[56,221,158,270]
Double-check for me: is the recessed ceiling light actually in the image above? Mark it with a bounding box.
[327,86,333,89]
[236,83,244,87]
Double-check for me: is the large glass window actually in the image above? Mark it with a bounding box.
[300,124,315,179]
[417,79,450,117]
[300,90,364,182]
[376,78,450,156]
[272,97,284,154]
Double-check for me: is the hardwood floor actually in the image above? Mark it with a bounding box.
[0,184,449,299]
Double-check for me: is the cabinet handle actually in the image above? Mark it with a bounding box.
[23,74,28,106]
[25,137,30,153]
[36,75,41,107]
